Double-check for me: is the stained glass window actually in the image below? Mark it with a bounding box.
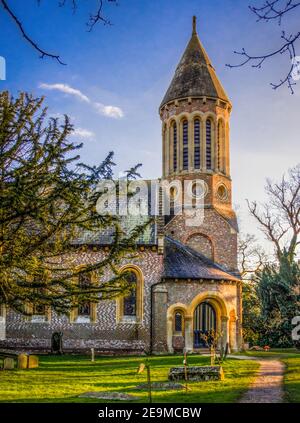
[78,273,91,317]
[123,271,137,316]
[174,311,183,333]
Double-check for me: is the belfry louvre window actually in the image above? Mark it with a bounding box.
[123,271,137,317]
[182,120,188,170]
[218,121,224,172]
[206,119,212,170]
[173,122,177,172]
[194,119,201,169]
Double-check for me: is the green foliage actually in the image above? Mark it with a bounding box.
[242,280,262,345]
[243,252,300,347]
[0,91,150,314]
[255,252,300,347]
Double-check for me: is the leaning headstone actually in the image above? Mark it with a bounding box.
[28,355,39,369]
[172,335,185,352]
[3,357,15,370]
[18,354,28,369]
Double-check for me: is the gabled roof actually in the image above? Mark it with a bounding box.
[163,236,240,281]
[160,17,230,108]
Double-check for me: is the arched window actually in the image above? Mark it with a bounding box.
[182,120,188,170]
[206,119,212,170]
[194,119,201,169]
[173,122,177,172]
[174,311,184,334]
[78,273,92,318]
[123,271,137,317]
[117,267,143,323]
[69,271,97,323]
[217,120,224,172]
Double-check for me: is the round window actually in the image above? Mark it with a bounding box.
[217,184,228,201]
[191,180,208,199]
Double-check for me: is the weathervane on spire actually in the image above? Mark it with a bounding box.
[192,16,197,34]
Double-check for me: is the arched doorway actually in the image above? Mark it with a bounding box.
[193,302,216,348]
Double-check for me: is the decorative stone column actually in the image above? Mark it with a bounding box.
[184,316,193,352]
[229,316,238,352]
[221,315,229,348]
[152,285,168,353]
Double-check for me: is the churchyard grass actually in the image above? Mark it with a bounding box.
[0,354,258,403]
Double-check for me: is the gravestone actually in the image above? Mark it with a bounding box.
[3,357,15,370]
[169,366,224,381]
[172,335,185,352]
[51,331,63,354]
[28,355,39,369]
[18,353,28,369]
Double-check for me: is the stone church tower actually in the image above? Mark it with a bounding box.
[151,17,242,353]
[1,17,242,354]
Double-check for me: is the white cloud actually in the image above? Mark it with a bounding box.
[39,83,90,103]
[39,82,124,119]
[73,127,95,139]
[94,102,124,118]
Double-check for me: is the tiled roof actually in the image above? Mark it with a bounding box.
[71,215,157,245]
[163,236,240,281]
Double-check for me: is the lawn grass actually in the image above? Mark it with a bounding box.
[0,354,258,403]
[235,348,300,403]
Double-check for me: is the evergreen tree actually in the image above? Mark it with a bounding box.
[255,252,300,347]
[0,91,149,315]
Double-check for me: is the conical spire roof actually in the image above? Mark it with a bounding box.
[160,17,230,108]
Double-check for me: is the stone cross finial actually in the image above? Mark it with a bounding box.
[192,16,197,34]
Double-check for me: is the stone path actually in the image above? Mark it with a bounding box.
[238,359,285,403]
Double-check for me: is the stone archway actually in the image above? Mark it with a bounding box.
[166,292,231,353]
[186,292,229,352]
[193,302,217,348]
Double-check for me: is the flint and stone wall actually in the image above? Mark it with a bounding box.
[1,248,163,353]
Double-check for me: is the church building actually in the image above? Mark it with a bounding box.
[0,17,242,353]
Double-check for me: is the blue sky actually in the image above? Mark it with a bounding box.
[0,0,299,253]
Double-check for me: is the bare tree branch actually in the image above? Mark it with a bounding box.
[87,0,116,32]
[0,0,66,65]
[248,164,300,261]
[0,0,117,65]
[250,0,300,24]
[227,0,300,93]
[238,233,268,279]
